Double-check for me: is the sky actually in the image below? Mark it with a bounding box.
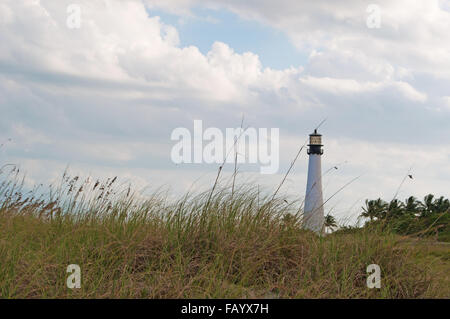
[1,0,449,223]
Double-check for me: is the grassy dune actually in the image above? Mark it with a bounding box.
[0,170,448,298]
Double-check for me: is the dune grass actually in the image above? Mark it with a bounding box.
[0,168,447,298]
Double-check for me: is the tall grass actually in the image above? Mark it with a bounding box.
[0,167,444,298]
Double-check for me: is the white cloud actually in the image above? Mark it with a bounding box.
[148,0,450,75]
[0,0,449,222]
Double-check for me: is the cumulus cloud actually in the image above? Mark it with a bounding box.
[147,0,450,73]
[1,0,449,222]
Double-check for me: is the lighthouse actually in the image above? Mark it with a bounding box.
[304,129,324,233]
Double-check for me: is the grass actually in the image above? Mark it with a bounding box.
[0,168,448,298]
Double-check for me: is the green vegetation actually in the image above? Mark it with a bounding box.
[359,195,450,242]
[0,167,448,298]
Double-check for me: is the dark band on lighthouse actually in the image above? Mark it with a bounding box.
[307,129,323,155]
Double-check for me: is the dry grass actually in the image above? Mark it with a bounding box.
[0,168,447,298]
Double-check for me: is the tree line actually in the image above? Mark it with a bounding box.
[359,194,450,241]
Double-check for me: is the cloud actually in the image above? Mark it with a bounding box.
[147,1,450,73]
[0,0,449,222]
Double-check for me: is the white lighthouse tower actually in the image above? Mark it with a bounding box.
[304,129,324,233]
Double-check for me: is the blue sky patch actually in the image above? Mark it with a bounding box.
[148,7,308,70]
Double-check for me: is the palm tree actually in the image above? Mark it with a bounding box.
[361,198,387,221]
[324,214,338,231]
[386,199,405,219]
[421,194,435,217]
[433,196,450,214]
[404,196,420,216]
[361,199,376,221]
